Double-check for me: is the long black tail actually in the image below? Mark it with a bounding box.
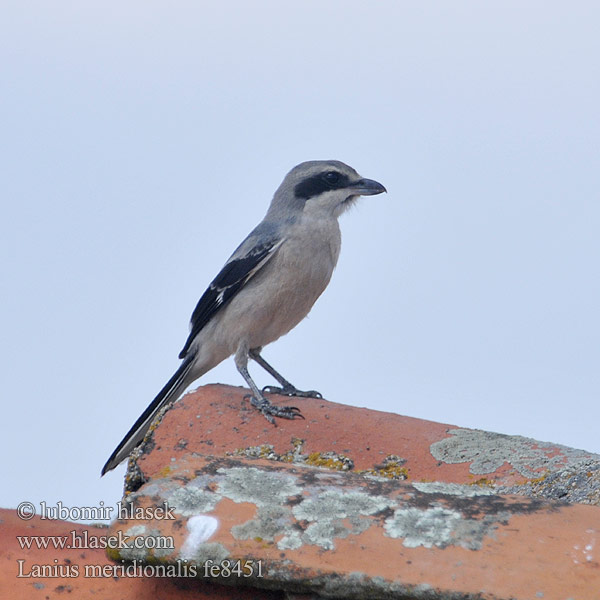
[101,357,196,475]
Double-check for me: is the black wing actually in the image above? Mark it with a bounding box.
[178,236,284,359]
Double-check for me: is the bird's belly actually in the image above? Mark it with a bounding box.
[215,243,336,352]
[251,256,333,347]
[252,276,329,346]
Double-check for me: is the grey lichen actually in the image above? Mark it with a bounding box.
[169,486,222,515]
[276,530,303,550]
[231,505,292,542]
[119,526,169,561]
[293,490,390,522]
[181,541,230,565]
[384,506,461,548]
[500,460,600,506]
[217,466,301,506]
[292,490,392,550]
[154,463,514,555]
[430,428,598,477]
[413,482,495,496]
[383,505,504,550]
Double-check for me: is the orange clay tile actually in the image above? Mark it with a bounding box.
[0,507,282,599]
[133,384,600,493]
[4,385,597,599]
[0,505,285,599]
[101,384,600,599]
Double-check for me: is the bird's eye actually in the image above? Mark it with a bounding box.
[323,171,340,185]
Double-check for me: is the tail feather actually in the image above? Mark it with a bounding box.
[101,357,196,476]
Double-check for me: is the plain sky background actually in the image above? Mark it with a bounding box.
[2,2,599,518]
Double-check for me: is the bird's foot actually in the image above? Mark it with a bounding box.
[262,385,322,399]
[244,394,305,424]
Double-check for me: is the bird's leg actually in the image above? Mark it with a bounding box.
[249,349,323,399]
[235,344,304,423]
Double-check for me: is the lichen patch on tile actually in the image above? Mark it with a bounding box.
[430,428,598,478]
[384,504,508,551]
[169,485,222,515]
[291,490,392,550]
[217,466,302,506]
[413,482,496,496]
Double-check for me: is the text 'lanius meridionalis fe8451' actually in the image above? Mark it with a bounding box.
[101,160,386,475]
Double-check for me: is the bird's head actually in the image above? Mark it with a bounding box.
[269,160,386,219]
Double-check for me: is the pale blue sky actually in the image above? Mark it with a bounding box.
[2,2,599,515]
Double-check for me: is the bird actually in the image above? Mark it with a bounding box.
[101,160,386,475]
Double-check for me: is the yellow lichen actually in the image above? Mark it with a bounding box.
[360,465,409,480]
[156,465,173,479]
[359,455,409,480]
[468,477,496,487]
[305,452,352,471]
[105,546,121,561]
[228,439,353,470]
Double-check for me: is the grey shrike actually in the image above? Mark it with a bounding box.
[101,160,386,475]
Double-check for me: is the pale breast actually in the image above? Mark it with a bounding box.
[199,216,342,355]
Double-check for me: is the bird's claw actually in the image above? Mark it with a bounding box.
[262,385,322,399]
[245,394,305,423]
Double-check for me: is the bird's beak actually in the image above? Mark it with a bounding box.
[349,178,387,196]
